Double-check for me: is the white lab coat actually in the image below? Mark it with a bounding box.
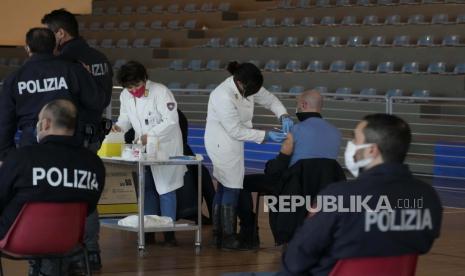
[204,76,288,189]
[116,80,186,195]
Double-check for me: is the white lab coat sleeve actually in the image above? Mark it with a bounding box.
[147,88,179,137]
[116,93,132,133]
[254,87,288,119]
[215,93,266,144]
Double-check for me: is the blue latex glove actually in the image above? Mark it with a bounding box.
[281,115,294,133]
[264,131,287,143]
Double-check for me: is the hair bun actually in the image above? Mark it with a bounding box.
[227,61,240,75]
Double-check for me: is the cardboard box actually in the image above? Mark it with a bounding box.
[98,164,138,217]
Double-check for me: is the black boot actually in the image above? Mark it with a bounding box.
[210,204,222,248]
[163,231,178,247]
[238,213,260,250]
[221,205,244,251]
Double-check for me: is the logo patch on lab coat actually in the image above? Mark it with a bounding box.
[167,102,175,111]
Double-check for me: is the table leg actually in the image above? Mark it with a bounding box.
[195,163,202,254]
[138,162,146,256]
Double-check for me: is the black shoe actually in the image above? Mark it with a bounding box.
[88,251,102,271]
[162,232,178,247]
[221,205,247,251]
[209,204,222,249]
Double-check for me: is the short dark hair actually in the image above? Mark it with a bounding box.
[25,28,56,54]
[43,99,77,131]
[117,61,148,87]
[41,9,79,38]
[227,61,263,96]
[362,114,412,163]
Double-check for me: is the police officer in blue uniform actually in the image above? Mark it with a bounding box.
[42,8,113,151]
[0,99,105,275]
[0,28,103,161]
[278,114,443,276]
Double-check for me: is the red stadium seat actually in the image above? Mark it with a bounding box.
[330,254,418,276]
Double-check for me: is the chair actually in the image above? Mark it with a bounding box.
[360,88,377,96]
[453,63,465,74]
[184,20,197,30]
[243,37,259,47]
[357,0,373,5]
[186,83,201,90]
[392,35,411,46]
[262,37,278,47]
[431,13,449,24]
[268,85,283,93]
[134,21,147,30]
[0,203,90,276]
[187,60,203,71]
[169,59,185,70]
[225,37,239,48]
[399,0,418,4]
[204,38,221,48]
[378,0,394,4]
[385,14,402,25]
[78,22,86,31]
[201,3,215,12]
[307,60,325,72]
[151,5,164,13]
[303,36,319,47]
[353,61,371,72]
[100,39,113,48]
[335,87,353,99]
[206,83,218,90]
[264,60,281,72]
[168,82,182,89]
[93,7,104,16]
[347,36,363,47]
[89,22,101,31]
[285,60,303,72]
[218,3,231,12]
[283,36,299,47]
[329,255,418,276]
[121,5,133,15]
[386,88,404,97]
[106,6,119,15]
[206,60,222,70]
[103,22,115,31]
[369,36,387,46]
[113,59,127,70]
[329,60,347,72]
[184,3,197,13]
[456,14,465,23]
[412,89,431,97]
[314,86,328,93]
[300,17,315,26]
[442,35,461,46]
[248,60,261,68]
[277,0,294,8]
[377,62,395,73]
[417,35,434,46]
[116,39,129,48]
[150,21,163,29]
[118,21,130,31]
[407,14,425,24]
[136,5,149,14]
[297,0,312,8]
[167,4,179,13]
[316,0,332,7]
[262,18,276,27]
[341,16,358,25]
[281,17,295,27]
[362,15,379,25]
[324,36,341,47]
[289,86,305,93]
[336,0,352,6]
[167,20,180,30]
[402,62,420,73]
[427,62,446,74]
[320,16,336,25]
[86,39,97,48]
[149,38,162,48]
[242,19,257,28]
[132,38,146,48]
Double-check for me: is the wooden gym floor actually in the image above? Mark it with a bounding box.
[3,206,465,276]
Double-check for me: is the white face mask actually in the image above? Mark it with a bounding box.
[344,141,374,177]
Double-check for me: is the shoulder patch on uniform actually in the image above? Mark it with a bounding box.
[167,102,175,111]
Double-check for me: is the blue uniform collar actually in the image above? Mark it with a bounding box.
[296,112,322,122]
[358,163,412,179]
[39,135,82,148]
[59,37,88,52]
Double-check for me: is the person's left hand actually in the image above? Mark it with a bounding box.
[281,115,294,133]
